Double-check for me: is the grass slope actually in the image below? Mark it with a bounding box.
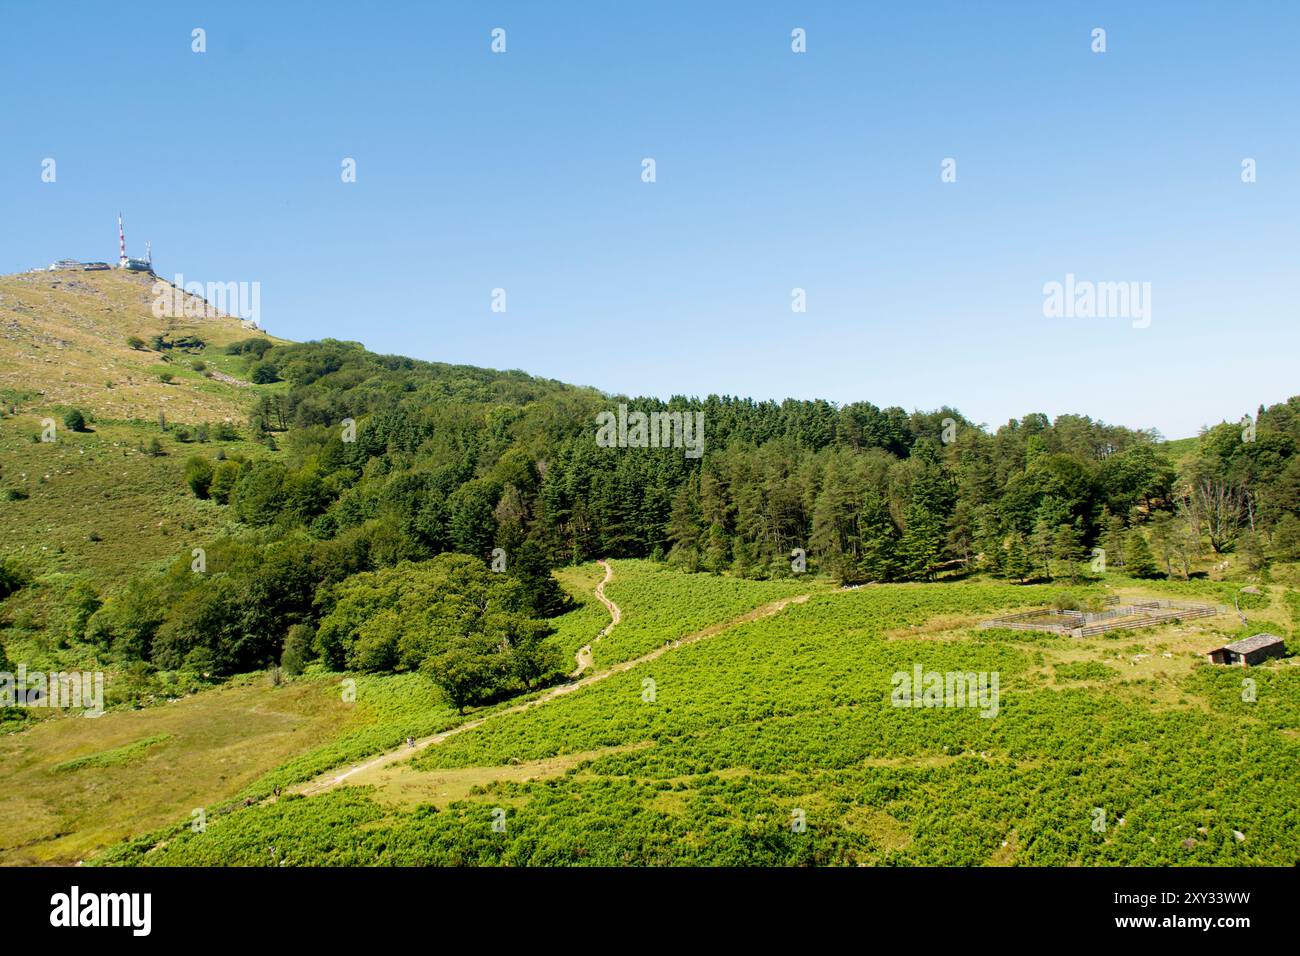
[594,560,820,666]
[0,674,351,864]
[94,572,1298,867]
[0,419,270,585]
[0,269,278,426]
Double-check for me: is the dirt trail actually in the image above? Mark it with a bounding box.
[295,585,809,797]
[354,742,654,805]
[573,559,619,677]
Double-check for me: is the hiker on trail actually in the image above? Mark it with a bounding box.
[407,736,415,748]
[273,786,281,798]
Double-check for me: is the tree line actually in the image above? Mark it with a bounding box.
[30,337,1299,710]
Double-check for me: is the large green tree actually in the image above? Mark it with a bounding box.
[313,554,561,708]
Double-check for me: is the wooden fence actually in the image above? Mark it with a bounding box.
[981,598,1222,638]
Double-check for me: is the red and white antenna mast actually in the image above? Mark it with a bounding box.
[117,212,127,266]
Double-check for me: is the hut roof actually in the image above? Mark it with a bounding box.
[1222,634,1284,654]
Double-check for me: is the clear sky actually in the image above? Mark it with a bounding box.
[3,1,1296,439]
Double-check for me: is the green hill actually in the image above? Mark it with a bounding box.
[0,268,276,426]
[1,269,1298,867]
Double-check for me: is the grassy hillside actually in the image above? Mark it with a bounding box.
[0,562,743,864]
[0,418,270,585]
[1,267,1296,869]
[0,673,351,864]
[0,268,292,690]
[0,268,276,426]
[91,567,1300,866]
[595,559,820,666]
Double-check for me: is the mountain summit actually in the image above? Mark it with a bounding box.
[0,269,272,425]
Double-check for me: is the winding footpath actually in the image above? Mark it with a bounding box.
[295,563,808,798]
[572,559,619,677]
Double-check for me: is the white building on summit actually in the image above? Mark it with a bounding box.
[43,216,152,273]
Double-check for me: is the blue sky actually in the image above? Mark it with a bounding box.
[3,1,1297,439]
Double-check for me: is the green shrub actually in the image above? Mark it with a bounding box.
[0,557,29,599]
[281,624,313,675]
[209,460,242,504]
[63,408,87,432]
[225,337,272,358]
[250,362,279,385]
[1050,590,1079,611]
[185,456,214,499]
